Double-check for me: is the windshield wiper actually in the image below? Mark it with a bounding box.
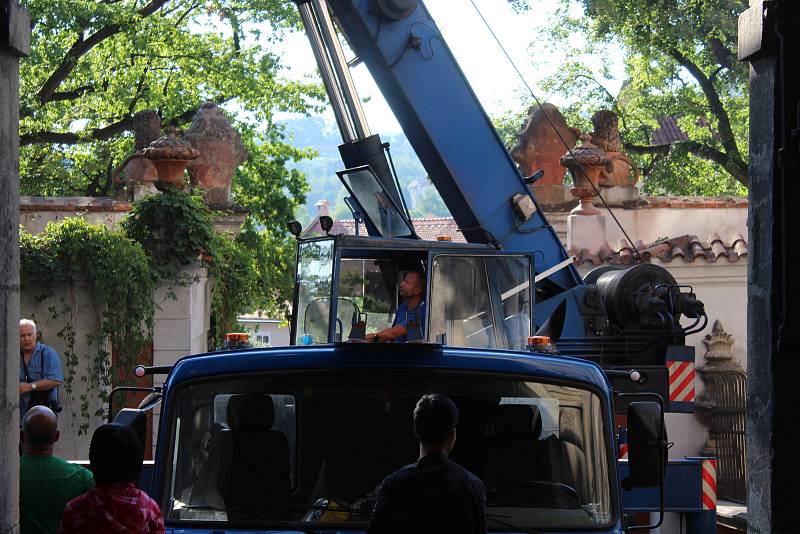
[486,512,545,534]
[173,504,322,534]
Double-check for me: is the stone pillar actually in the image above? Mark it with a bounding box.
[739,2,800,531]
[150,265,212,452]
[561,136,611,254]
[1,2,29,531]
[567,212,608,253]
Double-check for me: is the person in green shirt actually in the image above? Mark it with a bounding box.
[20,406,94,534]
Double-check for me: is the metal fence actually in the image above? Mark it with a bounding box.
[696,320,747,503]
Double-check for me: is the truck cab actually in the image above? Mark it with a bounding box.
[147,342,636,532]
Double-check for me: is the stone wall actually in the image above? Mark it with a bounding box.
[20,197,216,459]
[20,197,131,234]
[21,284,106,459]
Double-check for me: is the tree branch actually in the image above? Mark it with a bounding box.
[48,85,96,102]
[20,131,81,145]
[37,0,172,104]
[626,140,748,186]
[668,48,747,186]
[21,115,134,147]
[624,143,670,155]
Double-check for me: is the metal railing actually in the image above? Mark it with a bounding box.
[695,320,747,503]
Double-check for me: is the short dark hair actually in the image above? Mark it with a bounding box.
[413,271,426,297]
[413,393,458,446]
[89,423,143,484]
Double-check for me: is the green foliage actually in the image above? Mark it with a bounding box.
[233,222,296,321]
[208,232,260,344]
[121,189,271,347]
[19,0,323,197]
[121,189,215,282]
[505,0,749,195]
[19,192,274,429]
[20,218,154,433]
[18,0,325,321]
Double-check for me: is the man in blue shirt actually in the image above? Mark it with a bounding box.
[366,271,426,343]
[19,319,63,420]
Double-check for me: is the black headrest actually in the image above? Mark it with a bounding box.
[227,395,276,431]
[493,404,542,439]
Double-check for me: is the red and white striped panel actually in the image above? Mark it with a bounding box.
[667,360,696,403]
[619,443,629,460]
[702,459,717,510]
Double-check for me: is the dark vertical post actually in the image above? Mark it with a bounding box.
[739,1,800,532]
[0,0,28,530]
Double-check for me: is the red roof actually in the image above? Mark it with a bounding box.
[303,216,466,242]
[302,217,747,265]
[569,233,748,266]
[652,116,690,145]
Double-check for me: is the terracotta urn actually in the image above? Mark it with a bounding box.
[560,134,612,215]
[113,127,197,191]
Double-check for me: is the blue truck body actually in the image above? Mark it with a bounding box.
[147,343,628,533]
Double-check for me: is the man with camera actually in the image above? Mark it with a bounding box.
[19,319,63,420]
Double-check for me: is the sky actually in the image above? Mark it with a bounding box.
[275,0,624,134]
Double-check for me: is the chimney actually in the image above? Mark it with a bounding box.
[315,199,330,217]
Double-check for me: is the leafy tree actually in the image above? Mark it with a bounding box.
[505,0,748,195]
[19,0,325,315]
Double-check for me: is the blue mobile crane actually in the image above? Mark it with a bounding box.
[112,1,718,532]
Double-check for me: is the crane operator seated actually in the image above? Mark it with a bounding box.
[366,271,426,343]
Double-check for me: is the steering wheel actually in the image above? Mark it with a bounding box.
[487,480,581,509]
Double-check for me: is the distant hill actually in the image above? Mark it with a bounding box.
[280,115,449,224]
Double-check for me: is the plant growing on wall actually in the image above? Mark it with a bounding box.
[122,189,259,348]
[21,190,262,430]
[121,189,216,283]
[20,218,154,434]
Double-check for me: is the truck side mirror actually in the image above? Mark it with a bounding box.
[113,408,148,453]
[627,401,667,487]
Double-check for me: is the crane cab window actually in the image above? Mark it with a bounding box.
[295,240,334,345]
[336,255,426,342]
[430,255,532,349]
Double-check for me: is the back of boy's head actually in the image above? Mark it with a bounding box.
[413,393,459,447]
[89,423,143,484]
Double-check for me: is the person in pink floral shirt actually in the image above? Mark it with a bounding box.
[58,423,164,534]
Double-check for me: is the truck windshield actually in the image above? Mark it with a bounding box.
[163,370,613,529]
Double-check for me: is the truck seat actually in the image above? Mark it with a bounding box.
[223,395,291,518]
[487,404,578,508]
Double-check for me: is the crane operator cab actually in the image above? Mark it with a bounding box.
[291,235,534,349]
[290,167,535,349]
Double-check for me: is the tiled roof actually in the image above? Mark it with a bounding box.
[652,116,689,145]
[303,217,748,266]
[305,217,466,242]
[642,196,748,209]
[20,196,131,212]
[569,233,748,266]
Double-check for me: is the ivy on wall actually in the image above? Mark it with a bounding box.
[21,190,260,431]
[21,218,155,434]
[122,189,259,346]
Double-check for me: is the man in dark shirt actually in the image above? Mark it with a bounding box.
[367,394,486,534]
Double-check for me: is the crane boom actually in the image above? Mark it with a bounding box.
[299,0,581,291]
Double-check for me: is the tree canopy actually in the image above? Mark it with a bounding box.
[504,0,748,196]
[19,0,326,317]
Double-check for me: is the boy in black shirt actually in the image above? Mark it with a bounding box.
[368,394,486,534]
